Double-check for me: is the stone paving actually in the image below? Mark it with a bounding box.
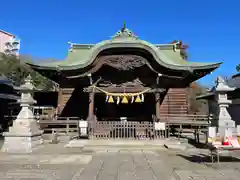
[0,154,92,165]
[0,143,240,179]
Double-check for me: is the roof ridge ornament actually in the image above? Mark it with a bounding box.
[215,76,235,92]
[121,21,127,32]
[112,22,138,40]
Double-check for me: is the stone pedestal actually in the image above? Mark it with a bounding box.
[1,119,43,153]
[1,75,43,153]
[218,119,235,137]
[214,76,236,137]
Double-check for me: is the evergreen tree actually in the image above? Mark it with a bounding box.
[236,64,240,72]
[0,53,55,90]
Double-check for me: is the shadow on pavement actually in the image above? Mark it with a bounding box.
[186,138,208,149]
[0,136,3,149]
[177,154,240,163]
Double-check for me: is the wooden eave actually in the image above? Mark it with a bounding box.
[29,63,218,88]
[27,61,222,76]
[196,88,240,101]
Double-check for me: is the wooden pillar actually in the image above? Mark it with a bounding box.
[87,92,95,121]
[155,92,161,121]
[57,88,63,114]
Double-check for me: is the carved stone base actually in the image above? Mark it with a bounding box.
[1,131,43,153]
[1,118,43,153]
[218,119,236,137]
[218,119,235,127]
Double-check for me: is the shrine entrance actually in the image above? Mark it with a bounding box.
[90,93,160,139]
[94,93,156,122]
[82,52,168,139]
[86,84,166,139]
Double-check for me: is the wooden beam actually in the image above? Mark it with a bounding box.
[61,88,74,94]
[155,92,161,120]
[83,86,166,93]
[87,92,95,121]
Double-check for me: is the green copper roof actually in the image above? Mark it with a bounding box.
[28,26,221,71]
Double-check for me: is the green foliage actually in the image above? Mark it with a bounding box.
[180,49,188,60]
[188,83,209,114]
[236,64,240,72]
[169,40,189,60]
[0,53,54,90]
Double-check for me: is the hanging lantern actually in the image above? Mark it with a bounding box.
[121,96,128,104]
[135,95,141,103]
[141,94,144,102]
[108,96,114,103]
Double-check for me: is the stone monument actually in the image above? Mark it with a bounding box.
[1,75,43,153]
[214,76,236,137]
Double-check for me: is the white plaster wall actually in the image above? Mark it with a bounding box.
[0,32,14,53]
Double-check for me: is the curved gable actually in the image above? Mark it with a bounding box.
[27,25,221,76]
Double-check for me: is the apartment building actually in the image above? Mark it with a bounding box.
[0,30,20,56]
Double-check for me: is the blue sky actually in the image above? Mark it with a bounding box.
[0,0,239,87]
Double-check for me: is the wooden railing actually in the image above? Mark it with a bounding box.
[3,114,213,142]
[38,117,80,134]
[161,114,211,124]
[88,121,169,139]
[159,114,213,143]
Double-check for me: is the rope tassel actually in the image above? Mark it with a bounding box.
[121,96,128,104]
[108,96,114,103]
[89,85,150,104]
[135,95,141,103]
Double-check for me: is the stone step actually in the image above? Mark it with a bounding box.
[66,139,169,146]
[83,146,167,152]
[64,139,182,151]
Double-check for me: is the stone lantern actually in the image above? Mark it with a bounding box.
[1,75,43,153]
[214,76,236,137]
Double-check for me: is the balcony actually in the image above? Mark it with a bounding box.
[4,38,20,56]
